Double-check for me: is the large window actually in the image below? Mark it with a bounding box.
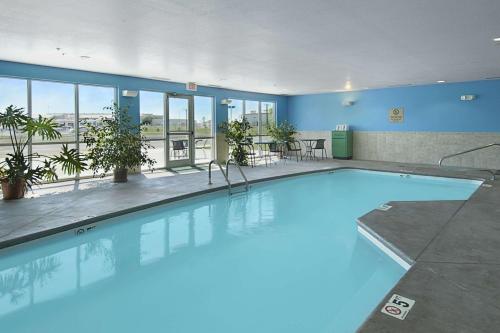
[32,81,75,143]
[228,99,243,122]
[194,96,214,164]
[0,77,27,111]
[78,85,115,177]
[140,91,164,139]
[140,91,165,169]
[260,101,276,135]
[245,100,259,136]
[78,84,115,141]
[31,81,76,177]
[227,99,277,141]
[0,76,116,181]
[0,77,28,162]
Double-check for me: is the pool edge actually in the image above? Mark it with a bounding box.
[356,221,414,271]
[0,165,485,251]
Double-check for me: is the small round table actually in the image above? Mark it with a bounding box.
[300,139,322,160]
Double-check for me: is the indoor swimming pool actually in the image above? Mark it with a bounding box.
[0,169,481,333]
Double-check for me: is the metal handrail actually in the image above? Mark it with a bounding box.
[208,159,249,194]
[438,143,500,166]
[438,143,500,180]
[208,160,230,186]
[226,159,249,194]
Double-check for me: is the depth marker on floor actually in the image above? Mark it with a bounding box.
[381,294,415,320]
[377,204,392,211]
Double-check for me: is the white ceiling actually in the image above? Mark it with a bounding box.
[1,0,500,95]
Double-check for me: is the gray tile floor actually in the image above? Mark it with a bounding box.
[358,172,500,332]
[0,158,498,332]
[358,200,466,262]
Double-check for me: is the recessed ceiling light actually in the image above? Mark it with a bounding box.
[493,37,500,43]
[437,80,446,83]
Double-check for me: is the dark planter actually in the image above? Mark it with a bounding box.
[1,178,26,200]
[113,168,128,183]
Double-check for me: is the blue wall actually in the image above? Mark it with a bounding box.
[4,60,500,134]
[288,80,500,132]
[0,61,288,129]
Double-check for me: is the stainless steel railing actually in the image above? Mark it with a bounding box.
[438,143,500,166]
[208,160,228,186]
[225,159,249,194]
[438,143,500,180]
[208,159,249,194]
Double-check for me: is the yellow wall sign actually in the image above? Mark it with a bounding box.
[389,107,404,123]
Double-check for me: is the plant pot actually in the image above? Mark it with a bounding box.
[113,168,128,183]
[1,178,26,200]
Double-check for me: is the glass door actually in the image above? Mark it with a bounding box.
[194,96,214,164]
[166,94,194,167]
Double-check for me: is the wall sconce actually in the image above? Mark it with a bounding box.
[342,100,355,107]
[460,95,477,101]
[122,90,138,97]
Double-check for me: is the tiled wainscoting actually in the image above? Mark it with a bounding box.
[297,131,500,169]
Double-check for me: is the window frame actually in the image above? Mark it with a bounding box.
[227,98,278,141]
[139,90,217,169]
[0,75,117,182]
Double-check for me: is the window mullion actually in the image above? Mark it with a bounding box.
[75,84,80,180]
[258,101,261,142]
[27,79,32,166]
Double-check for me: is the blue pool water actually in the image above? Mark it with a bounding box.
[0,170,480,332]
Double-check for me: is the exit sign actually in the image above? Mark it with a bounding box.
[186,82,197,91]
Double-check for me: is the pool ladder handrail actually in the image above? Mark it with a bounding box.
[438,143,500,180]
[208,159,249,195]
[225,159,249,194]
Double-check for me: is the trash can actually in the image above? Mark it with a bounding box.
[332,130,353,159]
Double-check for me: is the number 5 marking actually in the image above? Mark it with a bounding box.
[392,299,409,308]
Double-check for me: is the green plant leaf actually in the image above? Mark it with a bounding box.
[49,144,87,175]
[82,103,156,177]
[40,160,58,182]
[24,115,62,141]
[0,105,89,189]
[267,120,297,142]
[219,117,252,165]
[0,105,29,130]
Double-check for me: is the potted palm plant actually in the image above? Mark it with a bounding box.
[267,121,297,158]
[0,105,86,200]
[82,103,155,182]
[219,117,252,165]
[268,120,297,143]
